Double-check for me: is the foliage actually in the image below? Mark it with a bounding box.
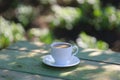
[0,17,25,49]
[77,0,120,31]
[51,5,81,30]
[0,0,120,50]
[28,28,53,44]
[92,6,120,31]
[77,32,109,50]
[16,5,35,27]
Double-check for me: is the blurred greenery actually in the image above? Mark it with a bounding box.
[77,32,108,50]
[0,16,25,49]
[51,5,81,30]
[28,28,53,44]
[0,0,120,51]
[16,5,35,27]
[92,6,120,30]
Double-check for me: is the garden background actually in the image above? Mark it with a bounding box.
[0,0,120,52]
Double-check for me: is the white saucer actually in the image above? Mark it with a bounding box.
[42,55,80,67]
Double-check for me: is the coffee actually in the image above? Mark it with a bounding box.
[54,44,70,48]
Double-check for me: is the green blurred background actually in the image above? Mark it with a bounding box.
[0,0,120,51]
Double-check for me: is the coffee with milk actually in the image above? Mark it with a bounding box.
[54,44,71,48]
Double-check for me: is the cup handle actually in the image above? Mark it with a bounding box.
[72,45,79,56]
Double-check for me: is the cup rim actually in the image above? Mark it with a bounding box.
[51,42,72,49]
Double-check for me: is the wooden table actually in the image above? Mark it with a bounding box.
[0,41,119,80]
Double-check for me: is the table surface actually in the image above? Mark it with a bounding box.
[0,41,120,80]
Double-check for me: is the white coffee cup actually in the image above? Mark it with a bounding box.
[50,42,78,65]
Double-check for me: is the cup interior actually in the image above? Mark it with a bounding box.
[51,42,71,49]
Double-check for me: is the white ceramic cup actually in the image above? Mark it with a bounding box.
[50,42,78,65]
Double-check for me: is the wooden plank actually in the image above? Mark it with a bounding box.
[0,49,119,80]
[7,41,50,52]
[77,48,120,65]
[0,69,63,80]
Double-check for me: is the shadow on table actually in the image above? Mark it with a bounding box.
[77,48,120,65]
[7,40,50,52]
